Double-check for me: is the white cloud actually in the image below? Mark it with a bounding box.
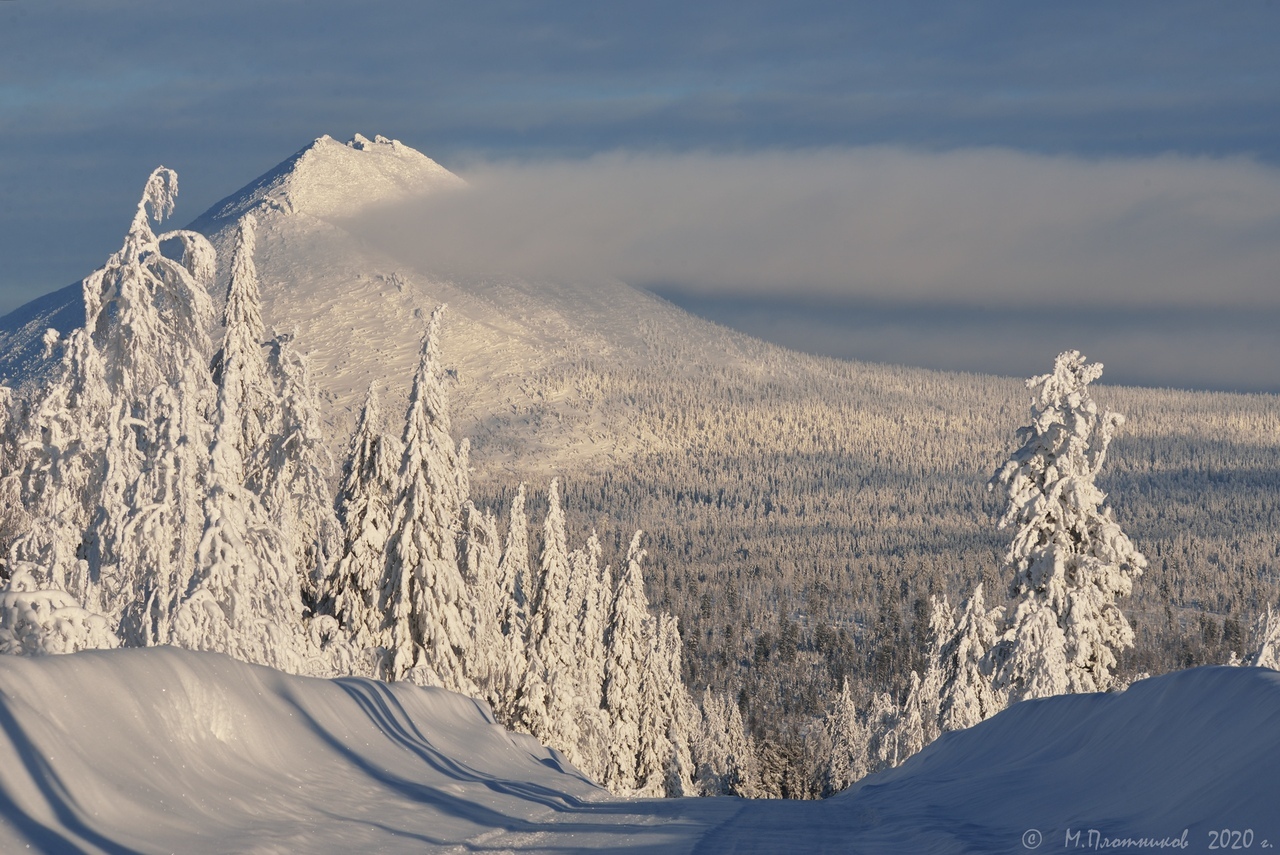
[349,147,1280,312]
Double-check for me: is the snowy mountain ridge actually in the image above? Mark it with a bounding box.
[175,132,767,478]
[191,133,465,228]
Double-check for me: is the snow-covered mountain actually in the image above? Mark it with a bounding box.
[182,132,785,478]
[1,647,1276,853]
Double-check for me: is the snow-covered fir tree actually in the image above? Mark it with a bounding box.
[380,307,475,693]
[566,532,612,781]
[9,168,216,639]
[210,213,273,490]
[524,479,585,768]
[1246,606,1280,670]
[645,613,697,797]
[489,484,531,723]
[171,213,314,671]
[936,583,1004,732]
[602,531,654,791]
[822,677,869,795]
[263,335,340,613]
[498,483,533,642]
[461,501,510,712]
[865,688,903,773]
[988,350,1147,701]
[693,686,760,798]
[888,671,931,766]
[332,384,403,659]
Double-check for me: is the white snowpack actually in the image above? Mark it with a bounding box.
[0,648,1277,853]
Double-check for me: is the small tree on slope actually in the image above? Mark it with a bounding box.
[988,350,1146,701]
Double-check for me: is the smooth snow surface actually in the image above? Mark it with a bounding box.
[1,650,1278,853]
[0,648,735,854]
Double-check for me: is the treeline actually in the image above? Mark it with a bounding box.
[0,170,763,799]
[466,307,1280,798]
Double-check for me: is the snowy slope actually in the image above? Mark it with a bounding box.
[182,132,753,475]
[0,647,737,854]
[1,649,1277,854]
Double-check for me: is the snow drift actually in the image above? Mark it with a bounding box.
[0,647,730,853]
[0,649,1278,853]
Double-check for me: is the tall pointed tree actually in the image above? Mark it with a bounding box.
[602,530,656,791]
[332,384,402,657]
[462,500,506,709]
[380,307,474,693]
[823,677,869,795]
[265,336,340,612]
[171,214,307,672]
[498,483,533,640]
[526,479,583,764]
[937,583,1004,732]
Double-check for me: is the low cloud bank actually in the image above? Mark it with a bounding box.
[659,295,1280,394]
[350,147,1280,312]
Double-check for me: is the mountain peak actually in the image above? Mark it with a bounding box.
[190,133,464,231]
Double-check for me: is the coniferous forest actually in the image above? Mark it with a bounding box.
[2,165,1280,800]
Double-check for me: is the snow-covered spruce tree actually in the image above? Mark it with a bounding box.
[936,583,1004,732]
[565,532,612,782]
[1246,606,1280,670]
[0,385,27,572]
[487,484,532,724]
[692,686,760,798]
[11,168,216,637]
[887,671,931,766]
[380,307,475,693]
[988,350,1147,701]
[332,384,403,662]
[462,501,509,712]
[170,213,314,672]
[263,334,340,614]
[523,479,584,768]
[865,689,902,773]
[210,213,274,491]
[7,328,110,592]
[569,533,608,703]
[602,530,654,792]
[639,613,697,797]
[822,677,869,795]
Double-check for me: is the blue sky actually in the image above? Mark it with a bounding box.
[2,1,1278,391]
